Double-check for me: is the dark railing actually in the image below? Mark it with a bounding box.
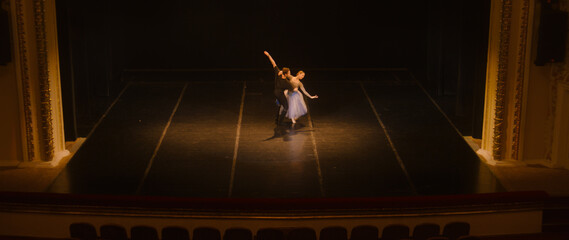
[0,191,564,240]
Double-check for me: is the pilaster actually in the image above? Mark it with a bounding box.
[481,0,533,164]
[11,0,68,166]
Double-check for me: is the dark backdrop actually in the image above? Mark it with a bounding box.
[56,0,490,140]
[121,0,427,69]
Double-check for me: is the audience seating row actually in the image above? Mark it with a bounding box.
[69,222,473,240]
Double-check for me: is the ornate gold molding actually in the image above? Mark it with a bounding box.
[14,0,35,161]
[512,0,530,160]
[13,0,56,162]
[493,0,513,160]
[33,0,54,161]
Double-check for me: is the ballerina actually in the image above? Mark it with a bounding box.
[285,71,318,125]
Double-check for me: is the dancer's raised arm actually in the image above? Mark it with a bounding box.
[264,51,277,68]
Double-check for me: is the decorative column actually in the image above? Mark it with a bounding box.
[12,0,67,166]
[480,0,533,164]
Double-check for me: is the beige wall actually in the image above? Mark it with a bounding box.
[523,65,551,161]
[523,0,569,166]
[524,1,551,161]
[524,65,552,161]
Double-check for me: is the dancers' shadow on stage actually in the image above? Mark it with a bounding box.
[264,123,311,142]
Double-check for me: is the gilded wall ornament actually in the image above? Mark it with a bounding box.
[493,0,513,160]
[33,0,54,161]
[15,0,35,161]
[512,0,530,160]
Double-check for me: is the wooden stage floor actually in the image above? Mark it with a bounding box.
[47,71,504,198]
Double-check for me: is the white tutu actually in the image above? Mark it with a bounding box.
[286,90,307,120]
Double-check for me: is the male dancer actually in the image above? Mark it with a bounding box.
[264,51,292,126]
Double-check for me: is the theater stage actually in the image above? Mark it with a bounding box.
[47,71,504,198]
